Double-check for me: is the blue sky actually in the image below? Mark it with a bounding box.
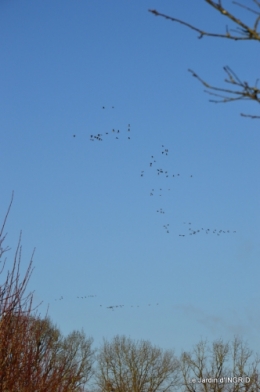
[0,0,260,355]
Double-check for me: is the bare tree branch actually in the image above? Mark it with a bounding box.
[240,112,260,118]
[188,67,260,117]
[149,1,260,119]
[0,195,94,391]
[149,1,260,41]
[180,338,260,392]
[95,335,180,392]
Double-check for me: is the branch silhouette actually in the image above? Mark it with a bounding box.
[149,1,260,119]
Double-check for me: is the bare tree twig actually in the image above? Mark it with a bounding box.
[188,66,260,119]
[240,112,260,118]
[233,1,260,16]
[149,1,260,118]
[149,1,260,41]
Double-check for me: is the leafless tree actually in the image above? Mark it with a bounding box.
[0,193,95,391]
[58,329,95,389]
[179,337,260,392]
[0,192,35,320]
[149,1,260,119]
[95,335,180,392]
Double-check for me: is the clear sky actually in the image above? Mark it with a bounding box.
[1,0,260,355]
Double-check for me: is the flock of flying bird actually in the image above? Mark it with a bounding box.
[55,295,97,301]
[54,295,159,311]
[89,122,131,142]
[51,106,238,313]
[179,222,237,237]
[139,143,237,238]
[73,107,131,141]
[72,105,237,239]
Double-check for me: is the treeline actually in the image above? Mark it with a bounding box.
[1,312,259,392]
[0,198,259,392]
